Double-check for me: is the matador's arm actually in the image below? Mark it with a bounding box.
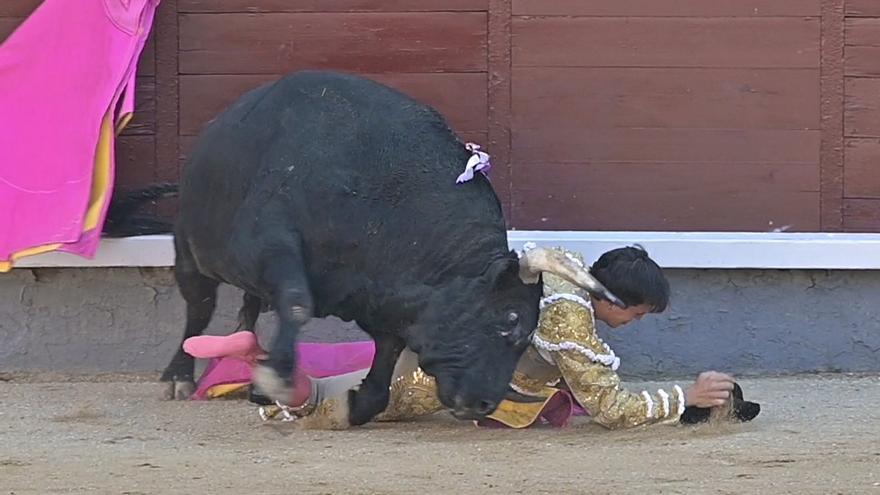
[533,297,685,429]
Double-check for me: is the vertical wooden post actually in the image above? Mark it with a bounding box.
[154,0,179,218]
[820,0,845,231]
[487,0,513,226]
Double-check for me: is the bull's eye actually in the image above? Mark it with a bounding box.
[507,312,519,326]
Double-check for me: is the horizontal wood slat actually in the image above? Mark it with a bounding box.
[846,0,880,17]
[179,12,488,74]
[513,67,819,130]
[846,18,880,46]
[843,199,880,231]
[512,17,819,68]
[512,128,820,164]
[845,46,880,76]
[512,0,820,17]
[179,0,487,12]
[179,72,487,136]
[845,78,880,137]
[844,138,880,198]
[512,189,819,231]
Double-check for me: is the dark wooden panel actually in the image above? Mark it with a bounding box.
[513,0,820,17]
[512,161,819,231]
[845,77,880,137]
[179,72,487,136]
[0,0,42,17]
[846,18,880,46]
[155,0,180,193]
[846,0,880,17]
[115,136,156,189]
[137,33,156,77]
[119,77,156,136]
[179,12,487,74]
[513,67,819,130]
[512,17,819,68]
[845,46,880,76]
[843,199,880,231]
[844,138,880,198]
[179,0,487,12]
[821,0,845,230]
[512,128,820,164]
[0,17,24,40]
[512,171,819,231]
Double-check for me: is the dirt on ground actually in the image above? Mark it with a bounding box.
[1,374,878,494]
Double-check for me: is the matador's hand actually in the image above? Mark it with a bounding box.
[685,371,735,408]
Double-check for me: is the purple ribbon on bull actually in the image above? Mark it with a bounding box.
[455,142,492,184]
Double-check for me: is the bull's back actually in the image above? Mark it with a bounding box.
[179,71,507,288]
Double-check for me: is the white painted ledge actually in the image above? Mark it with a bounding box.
[9,231,880,270]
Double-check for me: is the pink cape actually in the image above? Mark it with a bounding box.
[0,0,160,271]
[191,341,376,400]
[189,335,585,428]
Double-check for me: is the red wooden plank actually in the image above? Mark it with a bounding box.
[115,136,156,189]
[821,0,845,231]
[512,17,819,69]
[846,18,880,46]
[846,0,880,17]
[0,0,42,17]
[843,199,880,232]
[845,78,880,137]
[179,0,487,12]
[844,138,880,198]
[513,67,819,131]
[179,73,487,137]
[845,46,880,76]
[179,12,487,75]
[119,77,156,136]
[513,0,820,17]
[511,128,820,164]
[511,162,819,231]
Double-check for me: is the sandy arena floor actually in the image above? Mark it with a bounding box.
[1,374,878,494]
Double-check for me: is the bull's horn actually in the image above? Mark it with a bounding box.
[519,246,626,308]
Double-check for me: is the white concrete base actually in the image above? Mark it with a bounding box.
[10,231,880,270]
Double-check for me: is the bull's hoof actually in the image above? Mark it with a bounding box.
[161,379,195,401]
[252,364,292,404]
[294,396,352,431]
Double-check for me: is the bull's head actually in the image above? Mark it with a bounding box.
[406,246,623,420]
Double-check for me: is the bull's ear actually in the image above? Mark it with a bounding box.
[486,251,523,289]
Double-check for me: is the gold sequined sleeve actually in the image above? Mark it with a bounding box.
[533,299,686,429]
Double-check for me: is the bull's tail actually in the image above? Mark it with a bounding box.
[102,182,179,237]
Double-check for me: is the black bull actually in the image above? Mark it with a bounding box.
[142,70,622,426]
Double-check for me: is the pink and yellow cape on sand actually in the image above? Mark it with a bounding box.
[0,0,160,271]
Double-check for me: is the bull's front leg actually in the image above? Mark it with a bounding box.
[347,334,406,426]
[294,334,404,430]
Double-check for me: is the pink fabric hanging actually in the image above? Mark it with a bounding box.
[0,0,160,271]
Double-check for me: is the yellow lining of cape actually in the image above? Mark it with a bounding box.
[0,108,124,272]
[484,387,561,429]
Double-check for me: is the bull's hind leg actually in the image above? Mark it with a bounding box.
[235,292,263,332]
[251,236,313,406]
[161,236,219,400]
